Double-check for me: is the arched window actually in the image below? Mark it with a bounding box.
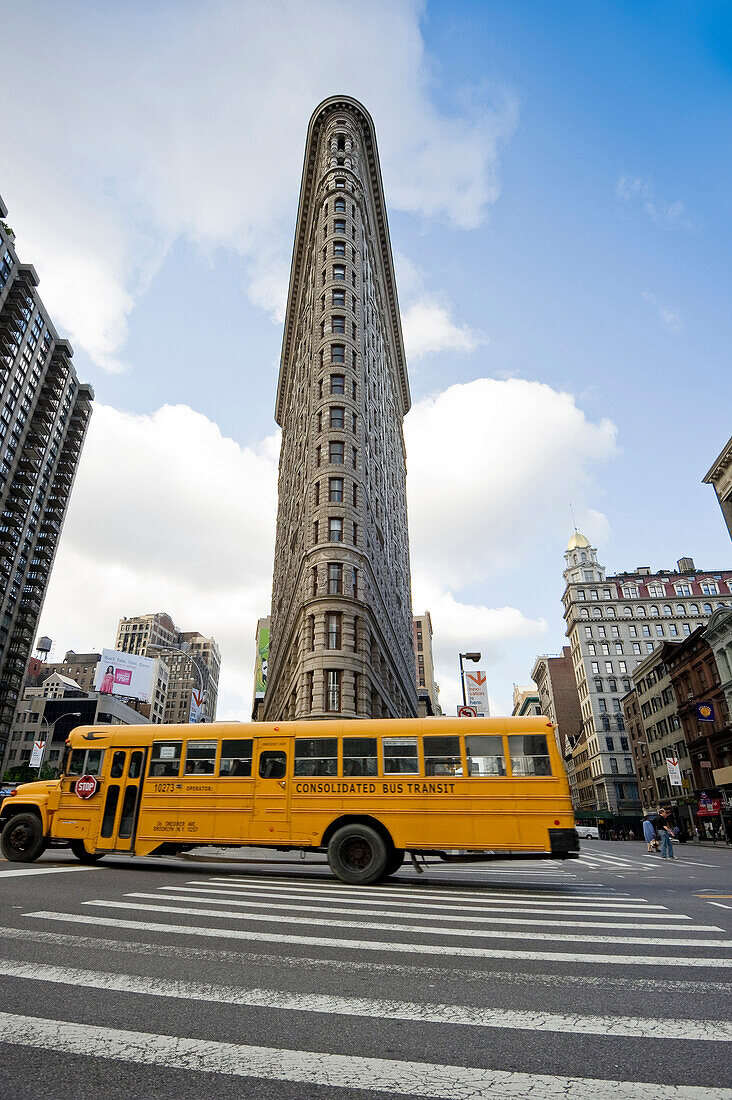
[663,605,672,617]
[606,607,615,618]
[592,607,602,619]
[580,608,589,619]
[623,606,632,617]
[690,604,699,615]
[675,604,685,615]
[650,605,659,617]
[703,603,713,615]
[637,606,646,617]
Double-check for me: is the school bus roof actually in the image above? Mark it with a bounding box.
[67,715,555,749]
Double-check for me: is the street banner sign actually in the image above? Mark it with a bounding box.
[464,671,490,717]
[75,774,98,799]
[29,740,45,768]
[696,702,715,722]
[189,688,205,723]
[457,705,478,718]
[697,794,721,817]
[666,756,682,786]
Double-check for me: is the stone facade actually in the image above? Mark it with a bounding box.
[562,531,732,813]
[703,436,732,541]
[263,97,417,722]
[0,196,94,768]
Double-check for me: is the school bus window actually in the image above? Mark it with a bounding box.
[110,750,126,779]
[128,751,144,779]
[67,748,105,777]
[465,735,506,776]
[118,786,139,839]
[423,735,462,777]
[149,742,182,777]
[184,740,217,775]
[295,738,337,776]
[219,739,253,777]
[259,750,286,779]
[343,737,377,776]
[383,737,419,775]
[509,734,552,776]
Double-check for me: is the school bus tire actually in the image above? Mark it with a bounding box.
[0,811,47,863]
[327,823,389,885]
[383,848,405,877]
[70,840,106,864]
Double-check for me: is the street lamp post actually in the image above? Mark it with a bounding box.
[20,710,82,775]
[458,652,481,708]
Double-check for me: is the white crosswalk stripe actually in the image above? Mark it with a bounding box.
[3,864,730,1097]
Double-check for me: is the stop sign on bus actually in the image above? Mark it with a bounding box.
[75,774,98,799]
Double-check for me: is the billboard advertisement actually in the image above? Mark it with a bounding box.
[464,670,490,717]
[94,648,156,704]
[254,620,269,698]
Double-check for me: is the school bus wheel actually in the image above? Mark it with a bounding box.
[327,823,389,885]
[70,840,106,864]
[384,848,405,877]
[0,811,47,863]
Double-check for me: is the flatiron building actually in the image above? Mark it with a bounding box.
[263,96,417,721]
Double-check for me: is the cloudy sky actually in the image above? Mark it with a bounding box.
[3,0,730,716]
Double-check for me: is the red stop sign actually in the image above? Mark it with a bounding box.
[75,774,98,799]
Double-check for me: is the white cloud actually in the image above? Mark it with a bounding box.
[642,291,683,334]
[3,0,516,369]
[616,177,695,230]
[405,377,617,585]
[38,404,280,718]
[402,298,484,361]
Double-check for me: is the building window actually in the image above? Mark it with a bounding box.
[703,603,713,615]
[591,662,600,674]
[333,264,346,280]
[333,240,346,256]
[315,445,321,467]
[675,583,692,596]
[662,605,672,617]
[308,615,315,650]
[622,585,639,598]
[330,406,345,429]
[352,482,358,507]
[311,566,318,597]
[619,661,627,673]
[326,613,341,650]
[332,315,345,333]
[605,662,613,673]
[330,374,345,394]
[329,440,344,464]
[352,522,358,545]
[332,289,345,307]
[656,624,664,636]
[701,581,719,596]
[334,219,346,234]
[328,562,343,595]
[352,566,359,597]
[335,178,346,188]
[325,669,341,711]
[331,344,345,364]
[314,481,320,505]
[352,446,358,469]
[329,517,343,542]
[584,627,593,638]
[313,520,319,543]
[334,197,346,212]
[329,477,343,502]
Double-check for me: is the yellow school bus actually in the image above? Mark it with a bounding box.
[0,716,577,884]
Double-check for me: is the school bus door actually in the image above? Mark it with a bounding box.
[96,747,147,852]
[252,739,291,838]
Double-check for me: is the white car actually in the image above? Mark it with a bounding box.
[576,825,599,839]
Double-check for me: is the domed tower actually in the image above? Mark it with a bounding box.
[262,97,417,722]
[563,530,605,586]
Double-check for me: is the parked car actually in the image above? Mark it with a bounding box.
[576,824,599,839]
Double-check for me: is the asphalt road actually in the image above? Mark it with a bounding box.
[0,839,731,1099]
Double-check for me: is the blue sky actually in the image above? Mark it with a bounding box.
[4,0,730,715]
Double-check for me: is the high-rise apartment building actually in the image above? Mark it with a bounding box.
[413,612,441,716]
[563,530,732,813]
[0,197,94,765]
[115,612,220,723]
[263,97,417,722]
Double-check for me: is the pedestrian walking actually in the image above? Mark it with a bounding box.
[652,808,676,860]
[642,816,657,853]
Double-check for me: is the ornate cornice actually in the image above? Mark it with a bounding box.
[275,95,410,426]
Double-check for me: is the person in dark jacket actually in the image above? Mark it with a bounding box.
[652,808,676,860]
